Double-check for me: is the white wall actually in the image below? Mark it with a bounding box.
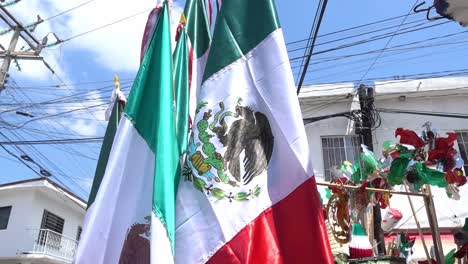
[301,97,355,180]
[301,87,468,229]
[374,93,468,229]
[0,188,36,257]
[0,185,85,258]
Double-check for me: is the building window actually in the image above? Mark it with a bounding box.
[76,226,82,241]
[38,210,65,246]
[456,131,468,173]
[40,210,65,234]
[0,206,12,230]
[321,135,362,181]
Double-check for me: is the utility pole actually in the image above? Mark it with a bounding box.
[0,4,54,93]
[357,84,386,255]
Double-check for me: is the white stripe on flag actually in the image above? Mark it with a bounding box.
[175,29,313,263]
[75,117,156,263]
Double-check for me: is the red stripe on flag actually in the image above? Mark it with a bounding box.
[140,6,161,62]
[207,177,333,264]
[207,0,213,26]
[187,45,194,130]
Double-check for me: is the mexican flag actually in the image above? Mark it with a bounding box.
[74,2,178,263]
[87,76,126,209]
[175,0,333,263]
[174,17,190,155]
[182,0,211,118]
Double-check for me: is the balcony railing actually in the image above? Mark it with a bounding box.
[24,229,78,262]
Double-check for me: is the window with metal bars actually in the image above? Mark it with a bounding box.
[38,210,65,247]
[456,131,468,173]
[0,206,12,230]
[321,135,362,181]
[40,210,65,234]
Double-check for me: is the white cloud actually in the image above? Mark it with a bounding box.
[1,0,183,81]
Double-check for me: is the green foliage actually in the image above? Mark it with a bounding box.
[193,177,206,192]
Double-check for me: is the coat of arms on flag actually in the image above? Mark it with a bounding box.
[184,97,274,201]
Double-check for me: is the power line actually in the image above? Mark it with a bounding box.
[286,12,421,46]
[50,7,152,45]
[0,82,131,115]
[296,0,329,94]
[289,20,451,62]
[0,137,103,145]
[43,0,96,22]
[299,30,468,69]
[0,143,41,176]
[378,108,468,119]
[288,18,429,54]
[1,102,108,129]
[4,78,133,89]
[358,0,420,83]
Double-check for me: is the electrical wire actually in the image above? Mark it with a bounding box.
[289,20,451,62]
[56,7,152,44]
[358,0,420,83]
[286,12,422,46]
[0,143,41,176]
[0,137,103,145]
[43,0,96,22]
[301,30,468,69]
[296,0,328,94]
[288,18,429,54]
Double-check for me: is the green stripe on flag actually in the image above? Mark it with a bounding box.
[174,27,190,155]
[125,1,179,249]
[184,0,211,56]
[203,0,280,81]
[87,100,123,209]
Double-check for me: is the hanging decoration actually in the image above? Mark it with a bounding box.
[348,222,374,259]
[434,0,468,26]
[332,123,466,199]
[321,123,466,261]
[381,208,403,232]
[326,179,351,245]
[413,0,468,27]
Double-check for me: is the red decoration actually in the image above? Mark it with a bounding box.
[454,244,468,259]
[395,128,426,148]
[427,133,458,171]
[329,177,349,194]
[445,168,467,186]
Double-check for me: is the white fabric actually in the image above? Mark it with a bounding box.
[104,88,127,121]
[175,29,313,263]
[74,117,172,263]
[189,49,209,120]
[151,213,174,264]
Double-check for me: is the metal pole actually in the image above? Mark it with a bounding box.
[316,181,427,197]
[0,28,20,92]
[404,183,431,261]
[423,186,445,264]
[357,84,386,255]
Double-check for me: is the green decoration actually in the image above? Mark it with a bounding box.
[360,149,380,178]
[414,163,448,190]
[388,157,411,185]
[382,140,392,150]
[445,249,456,264]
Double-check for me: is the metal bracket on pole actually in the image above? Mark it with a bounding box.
[0,27,20,92]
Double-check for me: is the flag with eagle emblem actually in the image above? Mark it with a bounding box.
[175,0,333,263]
[74,2,177,263]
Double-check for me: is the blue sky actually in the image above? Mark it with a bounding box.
[0,0,467,199]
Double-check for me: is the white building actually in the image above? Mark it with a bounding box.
[300,76,468,259]
[0,178,86,264]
